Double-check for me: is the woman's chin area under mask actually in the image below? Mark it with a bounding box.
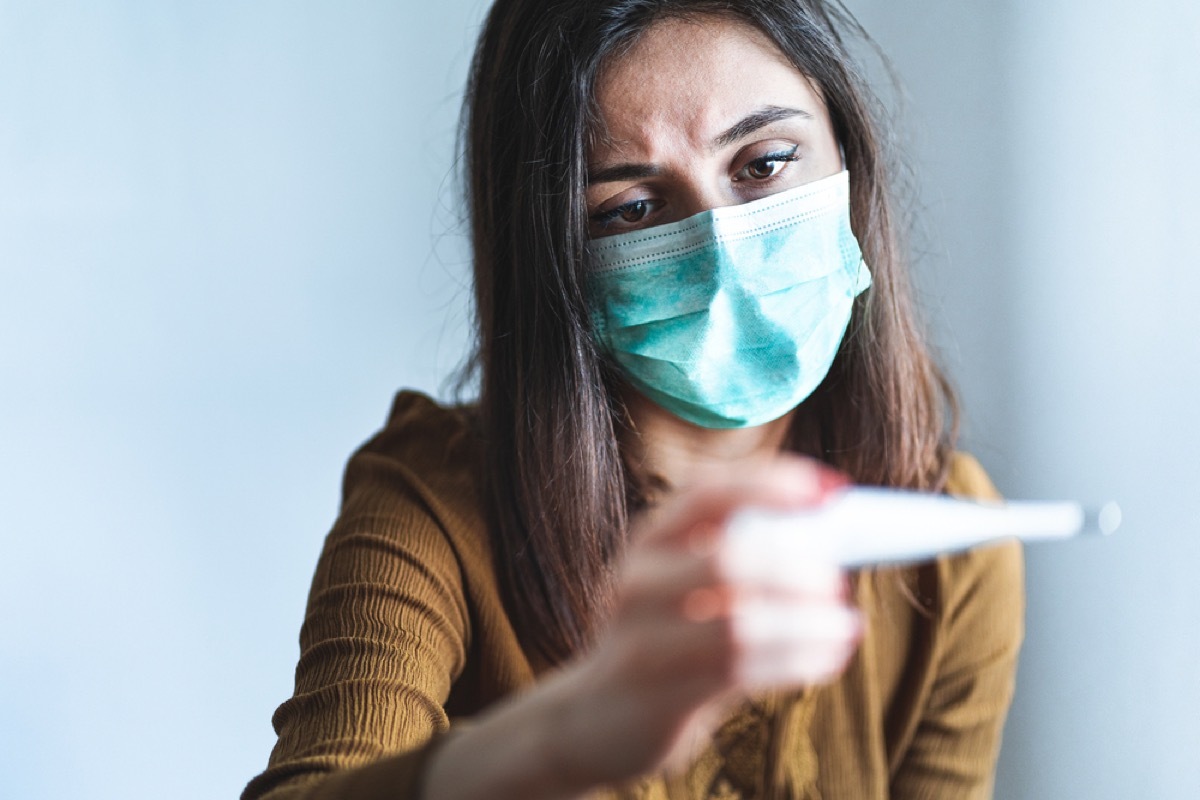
[618,385,799,497]
[586,14,843,238]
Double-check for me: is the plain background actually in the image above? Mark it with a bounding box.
[1,1,1196,798]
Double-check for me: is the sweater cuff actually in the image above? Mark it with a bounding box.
[247,731,455,800]
[327,735,447,800]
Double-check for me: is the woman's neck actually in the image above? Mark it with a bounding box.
[619,390,795,503]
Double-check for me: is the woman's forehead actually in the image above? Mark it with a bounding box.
[591,16,828,160]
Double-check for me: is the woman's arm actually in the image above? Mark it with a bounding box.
[240,451,473,800]
[243,393,500,800]
[424,458,863,799]
[244,395,860,800]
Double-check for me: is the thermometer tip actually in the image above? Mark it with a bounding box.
[1095,501,1122,535]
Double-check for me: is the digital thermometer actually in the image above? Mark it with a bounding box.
[728,488,1120,569]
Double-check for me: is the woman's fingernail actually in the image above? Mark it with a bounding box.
[816,466,851,495]
[682,587,728,622]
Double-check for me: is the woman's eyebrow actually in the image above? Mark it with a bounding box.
[587,162,664,186]
[587,106,811,186]
[711,105,812,150]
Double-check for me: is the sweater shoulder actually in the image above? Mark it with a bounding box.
[935,452,1021,593]
[332,390,489,581]
[354,390,478,482]
[341,391,480,514]
[943,451,1002,501]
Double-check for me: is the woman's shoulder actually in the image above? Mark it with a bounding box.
[334,390,486,558]
[346,389,479,490]
[864,451,1023,663]
[359,389,479,467]
[943,451,1001,501]
[938,451,1023,587]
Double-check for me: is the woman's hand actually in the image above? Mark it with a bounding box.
[423,456,861,800]
[546,456,862,788]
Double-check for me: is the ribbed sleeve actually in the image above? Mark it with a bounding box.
[242,393,524,800]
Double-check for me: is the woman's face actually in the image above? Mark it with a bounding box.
[587,15,842,239]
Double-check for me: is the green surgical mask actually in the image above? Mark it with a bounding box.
[587,170,872,429]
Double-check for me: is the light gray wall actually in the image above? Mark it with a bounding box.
[847,0,1200,797]
[0,2,484,798]
[2,2,1196,799]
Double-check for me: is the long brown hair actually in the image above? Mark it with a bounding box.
[460,0,957,665]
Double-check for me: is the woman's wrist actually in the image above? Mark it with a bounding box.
[420,667,595,800]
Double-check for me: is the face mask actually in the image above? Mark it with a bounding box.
[586,169,872,429]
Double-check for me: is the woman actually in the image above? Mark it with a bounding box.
[243,1,1023,798]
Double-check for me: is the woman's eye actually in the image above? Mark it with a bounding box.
[738,147,800,181]
[593,199,655,228]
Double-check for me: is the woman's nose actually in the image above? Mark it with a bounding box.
[671,181,741,222]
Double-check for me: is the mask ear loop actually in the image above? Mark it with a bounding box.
[839,143,847,170]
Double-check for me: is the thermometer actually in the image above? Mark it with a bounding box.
[728,488,1120,569]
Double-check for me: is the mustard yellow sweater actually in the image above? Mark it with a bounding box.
[243,392,1024,800]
